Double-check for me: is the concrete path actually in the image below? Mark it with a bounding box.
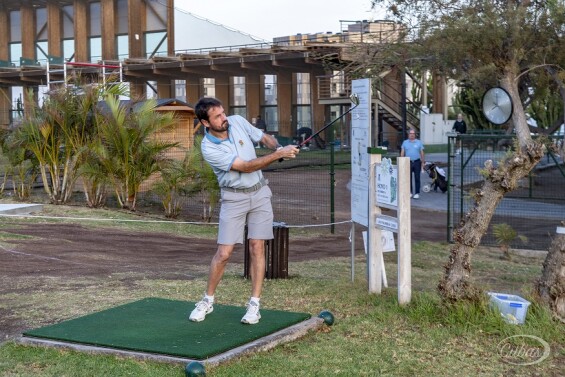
[410,152,565,221]
[0,203,44,215]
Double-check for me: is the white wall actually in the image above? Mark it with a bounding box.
[420,112,453,145]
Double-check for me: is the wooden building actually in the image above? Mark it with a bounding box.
[0,1,441,150]
[152,98,197,160]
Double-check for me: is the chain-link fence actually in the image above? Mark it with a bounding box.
[447,133,565,250]
[136,146,352,228]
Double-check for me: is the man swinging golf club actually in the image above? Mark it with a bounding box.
[189,97,299,324]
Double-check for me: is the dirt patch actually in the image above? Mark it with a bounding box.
[0,203,448,342]
[0,206,446,279]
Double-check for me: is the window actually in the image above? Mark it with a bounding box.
[295,105,312,130]
[10,11,21,42]
[10,43,22,66]
[231,77,246,106]
[296,73,311,104]
[36,41,48,62]
[89,2,101,62]
[63,39,74,61]
[146,81,157,99]
[35,8,48,62]
[116,0,128,34]
[262,106,278,132]
[62,5,74,39]
[116,35,128,59]
[203,78,215,97]
[146,0,167,31]
[230,77,246,118]
[295,73,312,131]
[264,75,277,105]
[175,80,186,101]
[231,107,247,118]
[145,31,167,58]
[89,37,102,62]
[89,2,101,36]
[36,8,48,40]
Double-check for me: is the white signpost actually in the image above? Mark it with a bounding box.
[350,78,371,281]
[368,154,412,305]
[350,78,372,227]
[349,77,411,305]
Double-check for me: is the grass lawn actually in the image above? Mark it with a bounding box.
[0,205,563,376]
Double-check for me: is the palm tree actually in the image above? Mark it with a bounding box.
[0,129,38,200]
[151,157,192,218]
[184,135,220,221]
[8,83,123,205]
[151,136,219,219]
[13,89,77,204]
[93,96,177,210]
[75,84,127,208]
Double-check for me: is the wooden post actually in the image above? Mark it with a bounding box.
[367,151,382,293]
[276,70,292,137]
[397,157,412,304]
[246,72,261,120]
[74,0,88,62]
[47,2,62,58]
[128,0,143,58]
[101,0,116,60]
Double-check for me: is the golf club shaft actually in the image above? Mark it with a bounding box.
[279,102,359,162]
[298,106,357,148]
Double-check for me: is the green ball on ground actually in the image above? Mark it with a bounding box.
[318,310,335,326]
[185,361,206,376]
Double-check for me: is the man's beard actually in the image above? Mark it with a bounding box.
[212,120,230,133]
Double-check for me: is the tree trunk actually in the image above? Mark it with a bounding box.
[537,223,565,322]
[438,141,546,301]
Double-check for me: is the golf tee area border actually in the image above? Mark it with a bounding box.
[17,316,324,367]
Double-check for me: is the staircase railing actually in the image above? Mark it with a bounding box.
[372,76,421,130]
[317,71,422,130]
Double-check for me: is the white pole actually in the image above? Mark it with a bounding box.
[367,152,382,293]
[46,61,51,92]
[351,221,355,282]
[397,157,412,304]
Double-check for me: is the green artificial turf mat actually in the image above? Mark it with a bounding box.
[23,297,311,359]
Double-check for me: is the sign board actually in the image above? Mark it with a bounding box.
[376,157,398,209]
[351,78,372,226]
[376,215,399,233]
[362,230,396,253]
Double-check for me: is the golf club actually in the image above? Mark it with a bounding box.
[280,93,360,161]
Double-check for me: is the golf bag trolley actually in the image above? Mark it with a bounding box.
[422,162,448,193]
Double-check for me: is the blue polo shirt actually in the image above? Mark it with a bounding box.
[401,139,424,161]
[201,115,264,189]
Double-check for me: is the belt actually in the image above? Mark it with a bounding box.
[221,178,268,193]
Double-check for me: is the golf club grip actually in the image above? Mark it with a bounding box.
[278,145,300,162]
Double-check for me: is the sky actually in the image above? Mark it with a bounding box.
[176,0,387,41]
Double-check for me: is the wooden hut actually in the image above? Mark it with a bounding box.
[152,98,197,160]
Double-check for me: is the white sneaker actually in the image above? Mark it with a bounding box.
[189,298,214,322]
[241,301,261,324]
[413,194,420,199]
[410,194,413,198]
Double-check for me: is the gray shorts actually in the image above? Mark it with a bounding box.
[217,185,274,245]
